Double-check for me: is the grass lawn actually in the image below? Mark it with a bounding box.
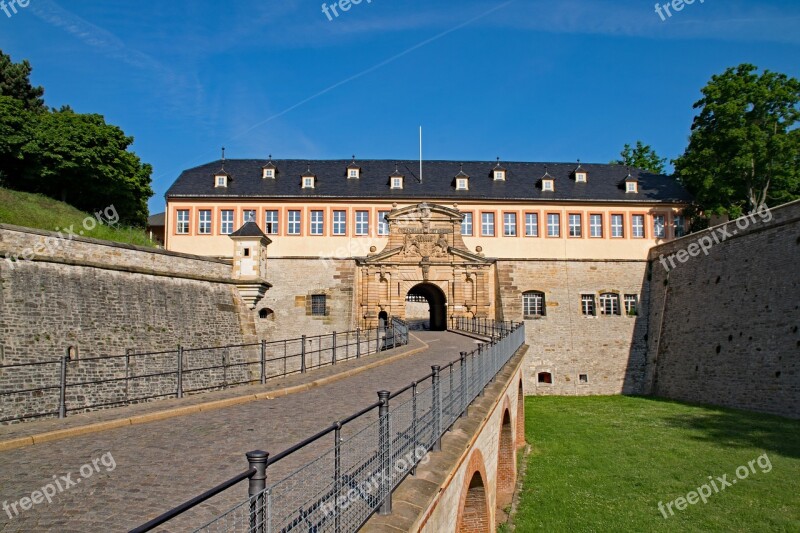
[514,396,800,532]
[0,187,156,247]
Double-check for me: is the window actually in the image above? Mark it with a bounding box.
[674,215,686,238]
[632,214,645,238]
[243,210,256,224]
[243,248,250,257]
[581,294,596,316]
[259,308,274,319]
[220,210,234,235]
[310,210,324,235]
[575,172,587,183]
[263,168,274,179]
[333,210,347,236]
[569,214,582,237]
[494,170,505,181]
[503,213,517,237]
[523,291,545,317]
[547,213,560,237]
[481,212,495,236]
[355,210,369,235]
[537,372,552,384]
[589,214,603,238]
[653,215,666,238]
[524,213,539,237]
[198,210,211,234]
[265,210,279,234]
[311,295,327,316]
[303,177,315,189]
[288,210,301,235]
[456,178,469,190]
[624,294,639,316]
[611,214,624,238]
[461,213,473,236]
[391,177,403,189]
[377,211,389,236]
[579,374,588,383]
[177,210,190,234]
[215,175,227,187]
[542,179,554,191]
[349,169,359,178]
[626,182,638,193]
[599,293,621,316]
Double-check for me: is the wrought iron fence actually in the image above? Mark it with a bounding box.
[129,319,524,533]
[0,319,409,424]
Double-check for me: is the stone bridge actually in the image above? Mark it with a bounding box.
[0,330,527,532]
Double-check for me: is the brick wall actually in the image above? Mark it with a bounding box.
[644,201,800,419]
[496,259,650,396]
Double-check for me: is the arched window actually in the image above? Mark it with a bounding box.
[522,291,545,318]
[599,293,621,316]
[258,308,274,320]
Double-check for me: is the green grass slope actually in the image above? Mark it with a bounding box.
[0,187,156,247]
[515,396,800,532]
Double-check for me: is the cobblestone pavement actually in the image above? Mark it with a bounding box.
[0,331,480,532]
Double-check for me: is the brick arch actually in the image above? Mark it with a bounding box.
[516,379,526,449]
[496,407,516,508]
[456,450,492,533]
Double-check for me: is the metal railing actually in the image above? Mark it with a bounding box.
[451,316,515,339]
[129,319,524,533]
[0,319,409,424]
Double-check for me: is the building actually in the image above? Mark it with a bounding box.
[165,158,692,395]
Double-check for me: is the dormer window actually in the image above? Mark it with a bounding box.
[391,176,403,189]
[575,172,587,183]
[302,176,315,189]
[494,170,506,181]
[626,181,638,193]
[347,157,360,179]
[263,168,274,179]
[456,178,469,190]
[542,179,554,192]
[349,169,359,179]
[215,173,228,188]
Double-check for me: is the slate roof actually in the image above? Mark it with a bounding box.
[230,221,268,238]
[147,212,165,226]
[166,160,692,204]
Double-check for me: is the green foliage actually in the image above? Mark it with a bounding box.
[515,396,800,532]
[0,50,45,112]
[0,50,153,226]
[612,141,667,174]
[674,64,800,218]
[0,187,157,247]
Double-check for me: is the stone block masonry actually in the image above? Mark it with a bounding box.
[644,201,800,419]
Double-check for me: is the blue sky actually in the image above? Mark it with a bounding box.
[1,0,798,215]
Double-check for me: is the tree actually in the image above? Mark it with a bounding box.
[17,107,153,226]
[674,64,800,217]
[0,50,45,112]
[611,141,667,174]
[0,96,33,186]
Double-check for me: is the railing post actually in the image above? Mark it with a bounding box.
[332,332,337,365]
[356,327,361,358]
[58,349,69,418]
[477,345,484,396]
[460,352,468,418]
[177,346,183,399]
[376,325,380,353]
[334,422,342,532]
[247,450,269,533]
[378,390,392,515]
[301,335,307,373]
[260,339,267,385]
[448,364,454,429]
[411,382,418,475]
[432,366,442,451]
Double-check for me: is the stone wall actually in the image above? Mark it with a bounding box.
[495,259,649,396]
[0,224,258,421]
[644,201,800,419]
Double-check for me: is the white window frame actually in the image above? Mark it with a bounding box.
[503,213,517,237]
[461,213,473,236]
[215,175,227,187]
[542,179,554,191]
[523,291,545,317]
[599,293,621,316]
[198,210,211,235]
[575,172,587,183]
[547,213,560,237]
[632,214,645,238]
[264,210,279,235]
[525,213,539,237]
[481,212,495,237]
[653,215,666,238]
[611,214,624,238]
[589,214,602,238]
[456,178,469,190]
[220,210,234,235]
[494,170,505,181]
[674,215,686,238]
[310,210,324,236]
[377,211,390,236]
[355,211,369,236]
[263,168,274,179]
[581,294,596,316]
[569,214,582,238]
[626,182,638,193]
[349,169,359,179]
[288,210,301,235]
[177,210,190,234]
[624,294,638,316]
[302,177,315,189]
[333,210,347,236]
[391,177,403,189]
